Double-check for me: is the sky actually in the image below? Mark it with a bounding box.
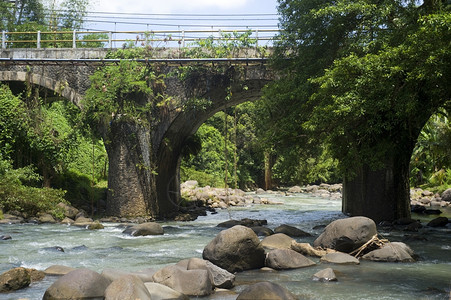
[85,0,280,32]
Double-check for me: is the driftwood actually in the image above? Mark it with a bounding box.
[350,234,389,258]
[291,241,337,257]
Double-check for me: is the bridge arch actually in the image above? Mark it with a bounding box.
[0,71,83,107]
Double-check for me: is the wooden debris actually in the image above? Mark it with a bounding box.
[291,241,336,257]
[350,234,389,258]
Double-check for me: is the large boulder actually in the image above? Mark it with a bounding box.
[441,188,451,202]
[265,249,316,270]
[0,267,31,292]
[122,222,164,236]
[203,225,265,273]
[104,275,151,300]
[362,242,416,262]
[152,265,212,296]
[236,281,297,300]
[261,233,294,250]
[43,268,111,299]
[320,252,360,265]
[144,282,188,300]
[274,224,311,237]
[313,217,377,253]
[180,258,235,289]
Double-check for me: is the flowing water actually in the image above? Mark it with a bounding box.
[0,193,450,299]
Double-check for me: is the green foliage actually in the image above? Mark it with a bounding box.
[271,0,450,181]
[83,48,160,135]
[0,156,67,219]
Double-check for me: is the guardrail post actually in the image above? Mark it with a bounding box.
[256,29,259,47]
[182,30,185,47]
[2,31,5,49]
[108,32,112,48]
[73,30,76,48]
[37,31,41,48]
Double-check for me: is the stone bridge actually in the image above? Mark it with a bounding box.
[0,48,273,218]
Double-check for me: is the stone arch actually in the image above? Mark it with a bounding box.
[0,71,82,107]
[154,66,272,217]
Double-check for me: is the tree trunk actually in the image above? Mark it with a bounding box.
[264,150,273,190]
[342,151,411,223]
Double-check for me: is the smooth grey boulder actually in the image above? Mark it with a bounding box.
[312,268,337,282]
[43,268,111,300]
[313,217,377,253]
[180,257,235,289]
[0,267,31,293]
[274,224,311,237]
[261,233,294,250]
[38,213,57,224]
[122,222,164,236]
[104,275,151,300]
[152,265,212,296]
[320,252,360,265]
[144,282,188,300]
[57,202,79,219]
[203,225,265,273]
[252,226,274,237]
[236,281,297,300]
[441,188,451,202]
[362,242,416,262]
[265,249,316,270]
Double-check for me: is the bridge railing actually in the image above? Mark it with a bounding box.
[1,29,280,49]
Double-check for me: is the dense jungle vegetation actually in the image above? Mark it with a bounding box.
[0,0,450,219]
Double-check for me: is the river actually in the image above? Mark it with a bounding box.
[0,193,450,299]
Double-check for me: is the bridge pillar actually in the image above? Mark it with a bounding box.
[105,119,158,218]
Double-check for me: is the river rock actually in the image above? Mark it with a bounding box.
[181,257,235,289]
[427,217,449,227]
[1,235,12,240]
[101,268,155,283]
[38,213,57,224]
[265,248,316,270]
[144,282,189,300]
[122,222,164,236]
[29,268,45,282]
[236,281,297,300]
[43,268,111,299]
[104,275,151,300]
[362,242,415,262]
[60,217,74,224]
[313,217,377,253]
[152,265,212,296]
[288,186,303,193]
[57,202,79,219]
[441,188,451,202]
[252,226,274,236]
[203,225,265,273]
[274,224,311,237]
[312,268,337,282]
[88,221,105,230]
[73,216,94,227]
[44,265,76,276]
[320,252,360,265]
[217,218,267,228]
[0,267,31,292]
[261,233,294,250]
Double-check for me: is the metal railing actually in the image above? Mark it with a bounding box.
[1,28,280,49]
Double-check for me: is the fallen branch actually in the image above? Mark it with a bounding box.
[350,234,389,258]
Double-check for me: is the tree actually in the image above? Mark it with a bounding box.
[272,0,450,221]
